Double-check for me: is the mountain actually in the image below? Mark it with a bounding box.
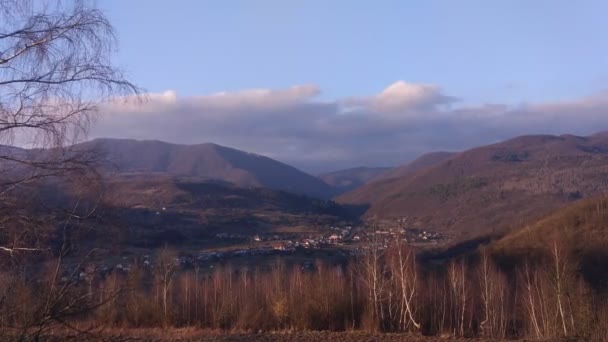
[7,172,355,250]
[101,174,342,213]
[94,174,353,245]
[490,195,608,288]
[338,133,608,239]
[318,153,455,196]
[318,167,391,194]
[374,151,456,181]
[75,138,335,199]
[492,195,608,256]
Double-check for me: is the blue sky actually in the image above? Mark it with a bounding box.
[102,0,608,104]
[95,1,608,172]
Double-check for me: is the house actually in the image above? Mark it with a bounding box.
[271,242,285,250]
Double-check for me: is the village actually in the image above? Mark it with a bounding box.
[59,220,448,284]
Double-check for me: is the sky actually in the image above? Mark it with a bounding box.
[93,0,608,173]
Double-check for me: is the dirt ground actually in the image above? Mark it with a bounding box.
[89,330,522,342]
[9,329,580,341]
[180,331,498,341]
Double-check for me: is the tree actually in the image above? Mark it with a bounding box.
[549,240,576,337]
[359,231,387,330]
[0,0,138,338]
[156,247,177,326]
[387,234,420,332]
[0,0,139,224]
[477,248,508,339]
[0,0,139,255]
[448,258,469,337]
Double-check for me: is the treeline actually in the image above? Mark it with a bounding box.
[1,238,607,340]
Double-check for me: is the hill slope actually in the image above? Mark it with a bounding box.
[490,195,608,288]
[374,151,456,181]
[98,174,353,238]
[319,167,390,194]
[338,133,608,238]
[9,173,355,250]
[76,138,334,199]
[492,196,608,256]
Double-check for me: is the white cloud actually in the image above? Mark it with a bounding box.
[196,84,320,110]
[107,89,178,112]
[107,84,320,113]
[91,81,608,172]
[342,80,457,113]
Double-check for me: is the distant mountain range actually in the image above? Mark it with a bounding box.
[318,167,391,193]
[75,138,336,199]
[4,133,608,291]
[1,138,396,199]
[338,132,608,239]
[7,132,608,243]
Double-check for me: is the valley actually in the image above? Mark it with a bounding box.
[8,133,608,269]
[2,3,607,340]
[3,134,608,341]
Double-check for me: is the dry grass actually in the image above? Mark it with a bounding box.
[8,328,530,341]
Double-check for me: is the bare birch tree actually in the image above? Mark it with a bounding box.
[157,247,177,326]
[359,231,387,330]
[0,0,138,338]
[0,0,139,251]
[477,248,508,339]
[549,240,578,337]
[388,234,420,331]
[448,258,468,337]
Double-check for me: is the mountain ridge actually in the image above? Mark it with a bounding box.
[338,132,608,239]
[72,138,336,199]
[372,151,457,181]
[318,166,391,194]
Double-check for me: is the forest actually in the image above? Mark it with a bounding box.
[1,236,606,341]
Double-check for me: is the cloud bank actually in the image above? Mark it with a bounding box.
[93,81,608,172]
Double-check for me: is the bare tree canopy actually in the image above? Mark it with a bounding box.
[0,0,139,193]
[0,0,139,255]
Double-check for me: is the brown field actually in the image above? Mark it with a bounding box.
[24,329,528,342]
[110,331,505,341]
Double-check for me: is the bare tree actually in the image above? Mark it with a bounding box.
[520,260,551,339]
[388,234,420,331]
[359,231,387,331]
[549,240,577,337]
[0,0,139,258]
[477,248,508,339]
[448,258,468,337]
[156,247,177,326]
[0,0,138,338]
[0,0,139,216]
